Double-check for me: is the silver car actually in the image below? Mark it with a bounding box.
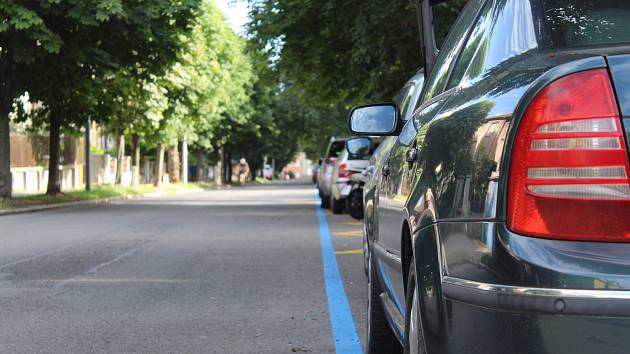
[317,137,346,208]
[329,137,378,214]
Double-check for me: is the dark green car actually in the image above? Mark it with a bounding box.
[350,0,630,353]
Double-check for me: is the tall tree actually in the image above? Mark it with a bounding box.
[249,0,466,106]
[245,0,467,163]
[2,0,201,195]
[0,3,64,197]
[160,0,255,172]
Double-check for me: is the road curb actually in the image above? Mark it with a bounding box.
[0,187,206,217]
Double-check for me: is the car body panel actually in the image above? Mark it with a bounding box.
[317,138,346,198]
[370,0,489,337]
[366,70,427,318]
[376,97,449,314]
[331,149,371,201]
[607,54,630,116]
[444,299,630,354]
[421,54,630,353]
[440,222,630,290]
[362,0,630,352]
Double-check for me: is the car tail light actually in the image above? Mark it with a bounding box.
[507,68,630,242]
[338,162,353,178]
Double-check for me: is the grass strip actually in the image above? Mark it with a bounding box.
[0,182,213,210]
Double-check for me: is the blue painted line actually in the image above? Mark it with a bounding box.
[316,197,363,354]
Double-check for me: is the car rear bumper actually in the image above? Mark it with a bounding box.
[441,285,630,354]
[332,180,352,199]
[431,221,630,353]
[443,276,630,317]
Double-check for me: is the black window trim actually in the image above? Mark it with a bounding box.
[419,0,491,103]
[442,0,492,93]
[411,88,454,131]
[445,0,496,90]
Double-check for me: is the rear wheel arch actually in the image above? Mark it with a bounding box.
[364,190,376,243]
[412,224,445,351]
[401,220,413,297]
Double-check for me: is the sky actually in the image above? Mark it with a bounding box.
[215,0,250,35]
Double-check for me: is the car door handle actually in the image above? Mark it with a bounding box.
[406,148,419,163]
[382,164,391,177]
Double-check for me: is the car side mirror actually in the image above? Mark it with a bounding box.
[346,137,372,156]
[348,103,400,136]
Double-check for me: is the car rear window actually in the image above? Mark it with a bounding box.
[541,0,630,48]
[327,141,346,158]
[347,148,372,161]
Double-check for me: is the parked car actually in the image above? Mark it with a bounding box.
[317,137,347,208]
[351,0,630,353]
[262,164,273,180]
[329,137,378,214]
[361,69,426,275]
[311,164,319,184]
[345,156,369,220]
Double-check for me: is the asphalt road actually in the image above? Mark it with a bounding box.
[0,181,367,353]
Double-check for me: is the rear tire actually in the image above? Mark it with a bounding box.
[320,195,330,209]
[331,196,344,214]
[367,257,402,354]
[404,258,427,354]
[347,189,364,220]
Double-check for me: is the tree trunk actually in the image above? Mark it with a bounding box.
[115,133,125,184]
[47,114,62,195]
[225,151,232,185]
[132,134,140,187]
[196,151,205,182]
[154,143,164,186]
[0,52,15,199]
[230,153,234,184]
[181,139,188,184]
[167,144,180,183]
[0,102,12,199]
[216,146,224,186]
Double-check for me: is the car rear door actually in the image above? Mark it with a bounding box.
[374,0,487,319]
[322,140,345,195]
[377,84,413,251]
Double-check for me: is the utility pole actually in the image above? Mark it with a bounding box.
[182,138,188,184]
[85,115,91,191]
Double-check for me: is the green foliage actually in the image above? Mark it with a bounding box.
[244,0,467,163]
[153,0,255,151]
[223,47,348,169]
[1,0,202,194]
[249,0,467,106]
[1,0,470,191]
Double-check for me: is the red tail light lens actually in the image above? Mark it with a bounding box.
[508,68,630,242]
[338,162,353,178]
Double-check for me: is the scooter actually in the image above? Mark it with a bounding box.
[345,167,369,220]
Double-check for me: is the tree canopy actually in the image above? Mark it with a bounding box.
[0,0,470,197]
[1,0,200,195]
[247,0,466,159]
[249,0,466,105]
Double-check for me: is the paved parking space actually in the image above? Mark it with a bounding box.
[325,211,367,349]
